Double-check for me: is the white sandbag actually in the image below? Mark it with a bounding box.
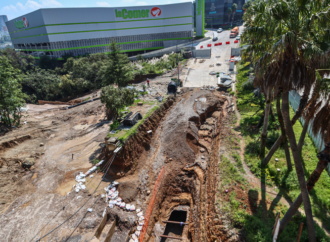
[120,202,125,208]
[101,194,105,198]
[137,226,142,231]
[87,208,93,212]
[139,221,144,226]
[132,234,138,240]
[130,205,136,211]
[139,216,145,221]
[135,231,140,237]
[136,208,141,213]
[112,181,119,186]
[137,212,143,217]
[75,188,80,193]
[109,204,114,208]
[126,204,131,210]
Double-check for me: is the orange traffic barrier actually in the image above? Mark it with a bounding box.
[234,40,238,43]
[226,41,230,45]
[200,45,203,49]
[214,43,217,46]
[139,166,166,242]
[219,42,222,45]
[207,44,211,47]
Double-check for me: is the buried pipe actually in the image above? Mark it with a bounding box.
[66,97,100,109]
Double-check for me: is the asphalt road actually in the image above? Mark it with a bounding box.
[184,27,242,88]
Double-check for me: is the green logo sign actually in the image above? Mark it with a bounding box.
[15,16,29,29]
[115,9,150,19]
[197,0,202,15]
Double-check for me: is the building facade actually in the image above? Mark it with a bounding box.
[0,15,10,38]
[204,0,244,28]
[6,3,194,58]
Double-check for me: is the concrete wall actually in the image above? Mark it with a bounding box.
[163,39,191,48]
[192,48,211,58]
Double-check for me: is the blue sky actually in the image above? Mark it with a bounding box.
[0,0,193,20]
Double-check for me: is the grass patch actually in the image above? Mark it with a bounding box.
[235,59,330,233]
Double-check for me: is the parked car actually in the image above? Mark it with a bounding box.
[217,28,223,33]
[212,36,218,41]
[236,36,240,40]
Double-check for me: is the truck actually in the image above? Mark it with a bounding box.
[230,27,239,38]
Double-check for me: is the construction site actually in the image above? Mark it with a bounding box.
[0,29,256,242]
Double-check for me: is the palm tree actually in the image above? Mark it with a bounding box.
[231,3,237,22]
[243,0,330,240]
[227,8,232,23]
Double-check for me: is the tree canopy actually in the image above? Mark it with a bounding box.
[100,85,135,120]
[0,56,27,126]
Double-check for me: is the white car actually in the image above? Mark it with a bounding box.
[217,28,223,33]
[236,36,240,40]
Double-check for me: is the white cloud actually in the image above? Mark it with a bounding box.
[136,1,148,5]
[122,0,136,2]
[96,1,111,7]
[180,0,192,2]
[1,0,62,20]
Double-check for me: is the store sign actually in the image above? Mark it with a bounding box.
[150,7,161,17]
[115,7,162,19]
[15,16,28,29]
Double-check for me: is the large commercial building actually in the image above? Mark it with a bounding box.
[204,0,244,28]
[6,2,198,58]
[0,15,10,38]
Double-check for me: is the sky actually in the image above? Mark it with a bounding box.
[0,0,193,20]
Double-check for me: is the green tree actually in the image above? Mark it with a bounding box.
[0,56,27,126]
[101,40,134,87]
[231,3,237,22]
[39,55,58,70]
[242,0,252,11]
[244,0,330,239]
[227,8,232,22]
[22,68,62,103]
[100,85,134,120]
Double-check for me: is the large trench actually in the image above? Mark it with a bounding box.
[100,89,228,242]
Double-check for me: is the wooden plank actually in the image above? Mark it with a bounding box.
[159,235,183,240]
[162,220,188,225]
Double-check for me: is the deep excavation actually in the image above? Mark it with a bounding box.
[96,88,230,242]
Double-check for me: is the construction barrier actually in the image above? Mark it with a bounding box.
[200,45,203,49]
[214,43,218,46]
[226,41,230,45]
[234,40,239,43]
[219,42,222,45]
[207,44,212,47]
[139,166,166,242]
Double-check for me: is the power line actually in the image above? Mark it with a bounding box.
[64,197,100,242]
[34,152,118,242]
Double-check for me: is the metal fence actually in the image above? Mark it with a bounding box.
[289,90,330,175]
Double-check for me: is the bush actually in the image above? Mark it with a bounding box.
[241,79,254,91]
[110,120,120,131]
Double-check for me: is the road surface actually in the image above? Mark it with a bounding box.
[184,27,242,87]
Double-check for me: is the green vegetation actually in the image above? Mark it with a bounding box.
[217,129,329,242]
[235,60,330,233]
[0,42,185,105]
[0,56,28,126]
[100,86,135,120]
